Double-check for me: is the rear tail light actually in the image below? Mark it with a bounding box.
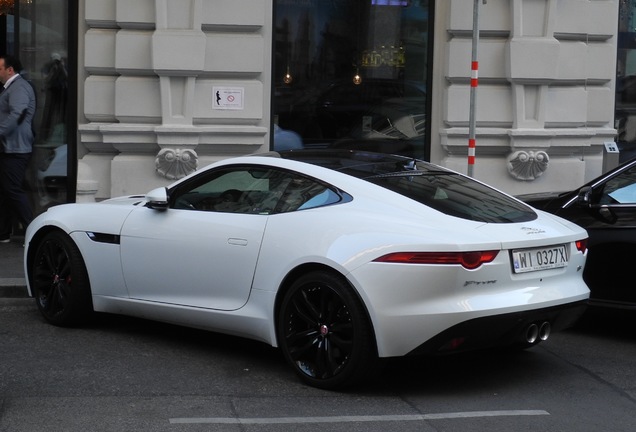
[575,239,588,254]
[373,250,499,270]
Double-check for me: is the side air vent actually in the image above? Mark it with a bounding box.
[87,232,121,245]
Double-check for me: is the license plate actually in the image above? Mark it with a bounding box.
[512,244,568,273]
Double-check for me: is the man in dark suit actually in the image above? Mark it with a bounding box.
[0,55,36,243]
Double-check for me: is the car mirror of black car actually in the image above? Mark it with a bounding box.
[597,206,618,224]
[574,186,593,206]
[145,187,169,210]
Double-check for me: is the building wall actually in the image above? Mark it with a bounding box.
[432,0,618,195]
[79,0,272,199]
[77,0,618,199]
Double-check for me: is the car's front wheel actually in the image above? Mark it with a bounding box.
[278,270,378,389]
[31,231,93,326]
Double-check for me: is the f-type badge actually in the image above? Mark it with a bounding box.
[464,280,497,287]
[521,227,546,235]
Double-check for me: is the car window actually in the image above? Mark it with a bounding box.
[598,164,636,204]
[366,172,535,223]
[277,150,537,223]
[171,166,342,214]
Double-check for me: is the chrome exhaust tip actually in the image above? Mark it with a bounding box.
[539,321,551,341]
[525,323,539,344]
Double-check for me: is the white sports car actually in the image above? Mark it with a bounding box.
[24,150,589,389]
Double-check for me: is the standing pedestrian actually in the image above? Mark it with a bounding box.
[0,55,36,243]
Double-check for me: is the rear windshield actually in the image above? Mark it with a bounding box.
[277,150,537,223]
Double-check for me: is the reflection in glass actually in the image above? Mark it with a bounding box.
[273,0,430,159]
[5,0,70,214]
[617,0,636,162]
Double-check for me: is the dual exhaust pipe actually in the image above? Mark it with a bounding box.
[525,321,551,344]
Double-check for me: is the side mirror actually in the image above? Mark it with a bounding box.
[145,187,169,210]
[574,186,592,206]
[598,206,618,224]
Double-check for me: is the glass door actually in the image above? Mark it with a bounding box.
[1,0,72,217]
[273,0,432,159]
[617,0,636,162]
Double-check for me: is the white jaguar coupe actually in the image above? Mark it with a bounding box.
[24,150,589,389]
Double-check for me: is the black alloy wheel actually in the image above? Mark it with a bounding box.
[32,231,93,326]
[278,270,377,389]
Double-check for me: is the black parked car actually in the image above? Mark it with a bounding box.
[519,158,636,309]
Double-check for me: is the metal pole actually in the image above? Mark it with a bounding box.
[467,0,480,177]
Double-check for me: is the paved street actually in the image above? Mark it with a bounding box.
[1,297,635,432]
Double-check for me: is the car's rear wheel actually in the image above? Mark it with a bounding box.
[32,231,93,326]
[278,270,378,389]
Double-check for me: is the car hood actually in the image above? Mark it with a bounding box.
[102,194,149,206]
[516,191,573,209]
[27,195,149,239]
[516,191,566,201]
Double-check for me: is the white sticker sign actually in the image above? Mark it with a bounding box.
[213,87,244,110]
[604,141,619,153]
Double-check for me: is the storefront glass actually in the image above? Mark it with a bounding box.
[273,0,431,159]
[0,0,71,219]
[617,0,636,162]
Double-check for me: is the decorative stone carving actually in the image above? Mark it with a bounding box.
[506,150,549,181]
[155,148,198,180]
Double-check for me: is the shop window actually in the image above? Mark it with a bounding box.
[617,0,636,162]
[0,0,72,216]
[273,0,431,159]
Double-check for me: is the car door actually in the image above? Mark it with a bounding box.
[118,166,284,311]
[559,165,636,305]
[120,208,266,310]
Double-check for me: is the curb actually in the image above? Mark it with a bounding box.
[0,279,28,298]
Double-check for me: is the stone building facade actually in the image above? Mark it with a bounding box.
[79,0,273,200]
[77,0,619,201]
[436,0,617,195]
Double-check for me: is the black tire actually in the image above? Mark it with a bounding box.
[31,231,93,326]
[278,270,378,389]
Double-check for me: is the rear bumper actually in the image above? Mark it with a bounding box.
[406,300,588,356]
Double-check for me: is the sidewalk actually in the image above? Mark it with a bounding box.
[0,235,28,298]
